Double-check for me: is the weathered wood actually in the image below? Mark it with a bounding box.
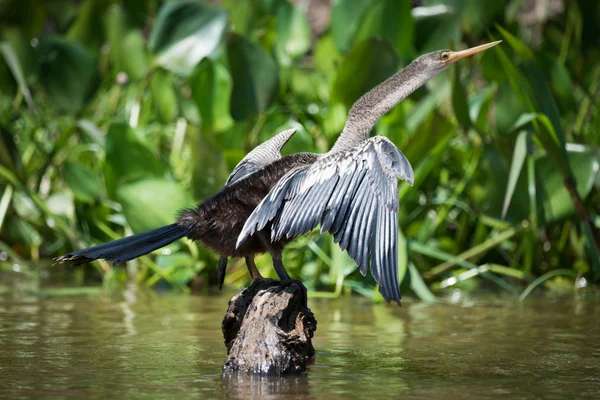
[222,279,317,374]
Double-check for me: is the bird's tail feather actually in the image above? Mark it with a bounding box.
[56,223,193,265]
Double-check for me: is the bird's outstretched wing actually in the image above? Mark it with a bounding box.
[225,128,297,185]
[237,136,413,303]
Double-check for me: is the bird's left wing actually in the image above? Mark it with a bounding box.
[225,128,296,185]
[237,136,413,303]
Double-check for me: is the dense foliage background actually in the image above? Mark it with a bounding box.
[1,0,599,301]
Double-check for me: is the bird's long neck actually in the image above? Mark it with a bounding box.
[330,60,436,153]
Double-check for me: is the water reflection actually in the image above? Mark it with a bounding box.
[222,372,313,399]
[0,276,599,399]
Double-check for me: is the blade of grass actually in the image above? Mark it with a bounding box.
[410,240,519,293]
[408,262,436,302]
[0,185,13,231]
[0,41,35,112]
[423,222,528,279]
[519,269,577,301]
[502,131,528,218]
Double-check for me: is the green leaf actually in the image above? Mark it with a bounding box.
[103,123,163,197]
[495,25,534,61]
[331,38,399,108]
[331,0,372,52]
[0,40,34,111]
[189,58,234,132]
[451,62,471,129]
[116,178,193,233]
[149,0,228,76]
[415,12,461,53]
[408,263,436,302]
[353,0,414,57]
[104,5,149,81]
[502,131,528,218]
[274,1,311,65]
[64,162,100,203]
[221,0,263,35]
[227,34,279,121]
[519,269,577,301]
[37,35,99,113]
[189,125,229,201]
[66,0,111,50]
[149,68,178,124]
[314,33,343,82]
[397,227,408,283]
[537,146,599,223]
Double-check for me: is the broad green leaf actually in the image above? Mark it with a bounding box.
[149,68,178,123]
[149,0,227,76]
[189,125,229,201]
[274,1,311,65]
[222,0,264,35]
[314,33,343,82]
[331,38,399,108]
[354,0,414,57]
[189,58,234,132]
[104,5,149,81]
[116,178,193,233]
[103,123,163,197]
[64,162,100,203]
[227,34,279,121]
[451,62,471,129]
[502,131,528,218]
[37,35,99,113]
[331,0,372,52]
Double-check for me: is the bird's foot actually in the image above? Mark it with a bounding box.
[251,277,277,287]
[281,279,308,309]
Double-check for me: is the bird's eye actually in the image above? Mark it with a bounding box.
[440,52,451,61]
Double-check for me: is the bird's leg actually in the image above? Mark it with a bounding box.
[245,256,265,283]
[272,256,292,284]
[257,232,308,307]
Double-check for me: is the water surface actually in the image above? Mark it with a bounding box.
[1,281,599,399]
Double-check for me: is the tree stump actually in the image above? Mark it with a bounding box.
[221,279,317,374]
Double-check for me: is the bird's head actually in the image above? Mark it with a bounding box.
[415,40,502,73]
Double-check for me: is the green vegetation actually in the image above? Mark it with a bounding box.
[0,0,598,301]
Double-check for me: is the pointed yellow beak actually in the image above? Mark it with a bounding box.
[447,40,502,64]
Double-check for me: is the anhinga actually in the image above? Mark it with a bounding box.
[57,41,501,304]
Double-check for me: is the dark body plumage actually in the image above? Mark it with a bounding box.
[179,152,318,257]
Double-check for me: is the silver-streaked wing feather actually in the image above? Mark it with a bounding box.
[225,128,297,185]
[237,136,413,303]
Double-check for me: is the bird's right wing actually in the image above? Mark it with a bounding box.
[237,136,413,303]
[225,128,297,185]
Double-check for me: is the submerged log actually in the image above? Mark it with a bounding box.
[222,279,317,374]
